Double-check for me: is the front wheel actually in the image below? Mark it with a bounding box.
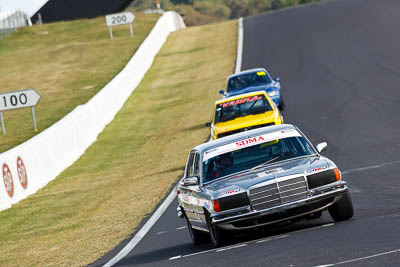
[328,191,354,222]
[185,213,207,245]
[205,212,229,247]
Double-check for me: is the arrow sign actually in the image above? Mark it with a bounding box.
[0,88,41,111]
[105,12,135,27]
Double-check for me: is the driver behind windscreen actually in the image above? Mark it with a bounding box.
[211,152,233,179]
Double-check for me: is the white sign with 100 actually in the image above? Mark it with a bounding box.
[0,88,41,134]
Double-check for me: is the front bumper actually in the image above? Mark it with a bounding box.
[212,182,348,230]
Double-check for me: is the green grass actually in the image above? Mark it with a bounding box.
[0,13,159,152]
[0,19,237,266]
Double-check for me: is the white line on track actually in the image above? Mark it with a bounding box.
[169,243,250,261]
[103,189,176,267]
[289,223,334,236]
[156,231,167,235]
[372,213,400,220]
[234,17,243,74]
[216,243,248,252]
[169,248,215,261]
[176,226,187,230]
[314,248,400,267]
[342,160,400,174]
[256,234,289,243]
[321,223,335,228]
[169,223,334,261]
[169,255,182,260]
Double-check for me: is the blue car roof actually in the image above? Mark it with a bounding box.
[227,68,268,80]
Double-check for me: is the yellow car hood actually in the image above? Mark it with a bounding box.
[214,111,278,135]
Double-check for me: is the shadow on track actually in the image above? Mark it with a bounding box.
[117,215,334,266]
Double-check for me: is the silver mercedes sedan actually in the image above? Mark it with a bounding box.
[176,124,353,247]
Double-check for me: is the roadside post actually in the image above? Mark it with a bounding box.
[0,88,41,134]
[105,12,135,40]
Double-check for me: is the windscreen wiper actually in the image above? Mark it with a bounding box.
[214,169,252,182]
[251,156,282,171]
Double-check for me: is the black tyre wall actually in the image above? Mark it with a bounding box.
[328,191,354,222]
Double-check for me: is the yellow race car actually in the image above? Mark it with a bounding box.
[207,91,284,140]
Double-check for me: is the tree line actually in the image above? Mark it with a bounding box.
[130,0,320,25]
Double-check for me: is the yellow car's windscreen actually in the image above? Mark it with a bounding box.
[215,94,272,123]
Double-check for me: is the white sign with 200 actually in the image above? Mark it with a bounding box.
[105,12,135,26]
[105,12,135,40]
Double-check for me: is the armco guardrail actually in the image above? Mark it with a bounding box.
[0,11,185,211]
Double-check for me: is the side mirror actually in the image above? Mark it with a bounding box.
[182,177,199,186]
[315,142,328,153]
[219,90,225,95]
[205,122,211,128]
[274,77,280,83]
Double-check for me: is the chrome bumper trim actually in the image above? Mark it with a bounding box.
[219,199,337,230]
[212,183,348,224]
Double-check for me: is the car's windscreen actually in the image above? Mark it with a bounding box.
[203,136,315,183]
[227,71,272,92]
[215,94,272,123]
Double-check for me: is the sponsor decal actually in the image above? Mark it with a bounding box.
[181,194,189,202]
[236,136,265,148]
[221,95,262,108]
[203,129,301,162]
[256,71,266,76]
[17,157,28,189]
[309,166,328,173]
[2,163,14,197]
[204,147,218,155]
[220,188,241,197]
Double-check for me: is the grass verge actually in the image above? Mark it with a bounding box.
[0,20,237,266]
[0,13,159,152]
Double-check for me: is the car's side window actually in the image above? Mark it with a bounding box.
[186,152,195,177]
[193,152,200,178]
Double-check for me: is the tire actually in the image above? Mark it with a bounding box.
[184,213,207,245]
[278,96,285,111]
[205,212,229,247]
[328,191,354,222]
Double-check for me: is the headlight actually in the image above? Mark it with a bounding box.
[268,91,278,97]
[306,169,340,189]
[216,193,250,212]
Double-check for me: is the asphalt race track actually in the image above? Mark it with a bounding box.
[94,0,400,266]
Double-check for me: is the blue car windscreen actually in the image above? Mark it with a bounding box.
[227,71,272,92]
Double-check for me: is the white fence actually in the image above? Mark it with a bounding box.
[0,10,31,30]
[0,12,185,211]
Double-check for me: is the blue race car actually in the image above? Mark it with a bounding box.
[219,68,284,110]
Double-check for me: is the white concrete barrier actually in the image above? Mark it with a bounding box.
[0,11,185,211]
